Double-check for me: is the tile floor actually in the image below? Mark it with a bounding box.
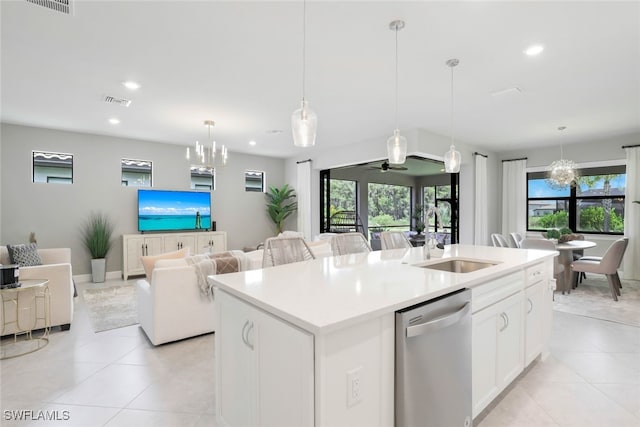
[0,278,638,427]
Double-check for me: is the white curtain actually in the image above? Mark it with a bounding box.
[474,154,488,245]
[623,146,639,280]
[296,160,312,241]
[502,159,527,237]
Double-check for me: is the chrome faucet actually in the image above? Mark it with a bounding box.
[424,206,443,260]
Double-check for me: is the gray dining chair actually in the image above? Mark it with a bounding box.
[331,232,372,255]
[509,232,523,248]
[262,237,315,268]
[491,233,510,248]
[380,231,412,250]
[521,238,566,294]
[571,237,629,301]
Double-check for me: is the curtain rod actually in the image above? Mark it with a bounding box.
[296,158,312,164]
[622,144,640,149]
[473,152,488,158]
[501,157,527,163]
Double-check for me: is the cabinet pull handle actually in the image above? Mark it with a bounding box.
[241,320,254,350]
[246,322,254,350]
[527,298,533,314]
[241,320,249,346]
[145,244,148,255]
[499,313,508,332]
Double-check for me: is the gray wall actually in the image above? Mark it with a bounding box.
[0,123,286,275]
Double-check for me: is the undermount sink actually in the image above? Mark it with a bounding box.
[416,259,499,273]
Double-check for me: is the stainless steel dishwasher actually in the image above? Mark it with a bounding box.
[395,288,472,427]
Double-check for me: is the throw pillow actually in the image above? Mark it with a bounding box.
[7,243,42,267]
[141,247,189,282]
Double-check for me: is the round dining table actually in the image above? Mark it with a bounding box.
[555,240,597,291]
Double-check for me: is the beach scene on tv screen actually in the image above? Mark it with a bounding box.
[139,190,211,231]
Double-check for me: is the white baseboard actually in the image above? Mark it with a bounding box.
[73,270,123,284]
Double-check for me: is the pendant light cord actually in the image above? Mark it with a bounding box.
[394,25,399,129]
[450,64,454,146]
[302,0,307,102]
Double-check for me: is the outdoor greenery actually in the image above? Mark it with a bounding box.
[530,206,624,232]
[329,179,356,213]
[367,183,410,229]
[411,204,425,234]
[82,212,114,259]
[265,184,297,235]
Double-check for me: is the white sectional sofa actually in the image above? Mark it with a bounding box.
[0,246,74,334]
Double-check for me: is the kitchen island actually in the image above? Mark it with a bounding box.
[209,244,556,427]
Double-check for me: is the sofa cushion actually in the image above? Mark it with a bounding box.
[7,243,42,267]
[141,247,189,281]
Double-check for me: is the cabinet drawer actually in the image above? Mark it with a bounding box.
[526,263,546,287]
[472,271,524,313]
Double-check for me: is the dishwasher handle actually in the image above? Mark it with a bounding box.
[406,302,471,338]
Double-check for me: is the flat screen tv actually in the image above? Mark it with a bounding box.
[138,189,211,232]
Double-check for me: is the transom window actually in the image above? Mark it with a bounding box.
[245,170,265,192]
[33,151,73,184]
[527,165,626,234]
[191,167,215,190]
[121,159,152,187]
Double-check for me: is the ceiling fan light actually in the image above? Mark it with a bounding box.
[444,144,461,173]
[292,99,317,147]
[387,129,407,165]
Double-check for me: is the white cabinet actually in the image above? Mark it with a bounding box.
[121,232,227,279]
[524,264,548,366]
[123,235,163,279]
[216,290,314,427]
[163,234,196,252]
[472,272,525,418]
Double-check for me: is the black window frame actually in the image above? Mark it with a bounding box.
[245,170,265,192]
[526,165,626,235]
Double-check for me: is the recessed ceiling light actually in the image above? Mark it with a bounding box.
[249,140,257,146]
[266,129,284,134]
[524,45,544,56]
[122,81,141,90]
[109,118,120,124]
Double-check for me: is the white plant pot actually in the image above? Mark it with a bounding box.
[91,258,106,283]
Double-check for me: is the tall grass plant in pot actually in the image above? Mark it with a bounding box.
[82,212,114,283]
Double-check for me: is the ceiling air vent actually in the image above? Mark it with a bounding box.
[25,0,73,15]
[103,95,132,107]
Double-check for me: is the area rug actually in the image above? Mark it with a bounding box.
[553,276,640,327]
[82,284,138,333]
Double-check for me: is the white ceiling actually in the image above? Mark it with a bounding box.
[2,1,639,159]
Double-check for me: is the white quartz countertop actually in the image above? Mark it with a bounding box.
[209,244,555,334]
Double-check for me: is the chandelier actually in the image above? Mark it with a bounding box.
[186,120,228,169]
[546,126,578,189]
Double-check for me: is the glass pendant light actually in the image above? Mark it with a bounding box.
[444,58,461,173]
[547,126,578,189]
[387,20,407,165]
[291,0,317,147]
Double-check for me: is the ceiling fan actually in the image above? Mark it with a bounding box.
[369,160,408,172]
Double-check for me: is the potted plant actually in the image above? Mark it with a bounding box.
[265,184,297,235]
[82,212,114,283]
[411,204,425,235]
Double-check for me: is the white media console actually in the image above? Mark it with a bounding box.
[121,231,227,280]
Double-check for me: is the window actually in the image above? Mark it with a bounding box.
[121,159,152,187]
[245,170,265,192]
[329,179,357,216]
[527,165,626,234]
[368,183,411,231]
[33,151,73,184]
[191,167,215,190]
[423,184,455,231]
